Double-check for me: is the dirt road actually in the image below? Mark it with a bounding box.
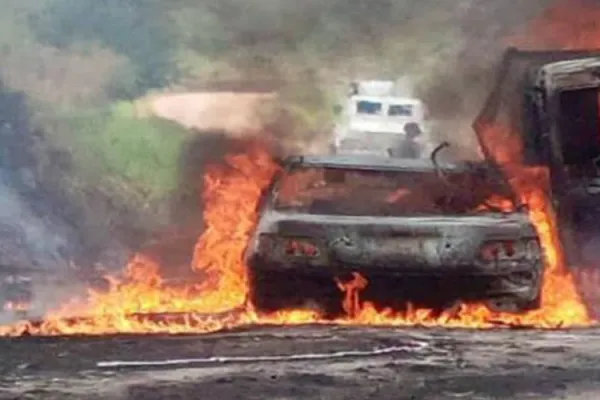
[1,325,599,399]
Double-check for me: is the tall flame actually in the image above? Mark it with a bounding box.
[0,136,594,336]
[508,0,600,50]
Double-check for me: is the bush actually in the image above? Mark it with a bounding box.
[43,102,187,201]
[30,0,177,98]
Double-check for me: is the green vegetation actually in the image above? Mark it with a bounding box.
[32,0,177,98]
[42,103,187,201]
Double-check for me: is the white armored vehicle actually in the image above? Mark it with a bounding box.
[332,80,433,158]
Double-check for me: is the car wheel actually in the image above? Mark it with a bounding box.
[248,269,285,312]
[248,268,342,317]
[485,296,541,314]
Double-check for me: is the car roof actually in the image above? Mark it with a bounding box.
[283,154,467,173]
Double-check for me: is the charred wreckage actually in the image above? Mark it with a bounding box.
[247,46,600,316]
[245,150,544,315]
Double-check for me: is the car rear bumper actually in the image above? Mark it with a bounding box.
[247,213,543,305]
[247,256,544,301]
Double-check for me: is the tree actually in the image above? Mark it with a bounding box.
[30,0,178,98]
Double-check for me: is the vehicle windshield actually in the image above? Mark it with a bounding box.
[356,100,382,115]
[388,104,413,116]
[273,165,517,216]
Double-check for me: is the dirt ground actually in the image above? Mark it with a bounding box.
[0,325,599,399]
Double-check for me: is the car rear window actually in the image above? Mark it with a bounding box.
[273,166,516,216]
[388,104,413,116]
[356,101,382,115]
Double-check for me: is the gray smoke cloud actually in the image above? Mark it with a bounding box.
[193,0,559,158]
[409,0,556,159]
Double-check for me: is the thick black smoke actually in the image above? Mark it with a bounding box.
[418,0,554,113]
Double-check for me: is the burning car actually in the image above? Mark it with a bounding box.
[245,150,545,315]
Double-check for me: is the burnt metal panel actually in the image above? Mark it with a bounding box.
[282,154,466,173]
[250,210,540,273]
[473,47,600,167]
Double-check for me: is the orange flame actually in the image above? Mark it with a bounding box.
[336,273,368,317]
[475,194,515,213]
[508,0,600,50]
[0,135,593,336]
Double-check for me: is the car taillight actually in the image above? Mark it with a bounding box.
[283,238,320,258]
[479,240,519,262]
[478,239,542,263]
[257,234,275,254]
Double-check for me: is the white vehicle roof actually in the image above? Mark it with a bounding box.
[353,80,395,96]
[351,95,423,105]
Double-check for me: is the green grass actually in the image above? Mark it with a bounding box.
[42,102,188,201]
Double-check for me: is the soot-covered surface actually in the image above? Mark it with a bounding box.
[0,325,599,399]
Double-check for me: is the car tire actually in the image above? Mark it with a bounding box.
[248,268,342,317]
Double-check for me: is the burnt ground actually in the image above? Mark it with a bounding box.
[0,325,599,399]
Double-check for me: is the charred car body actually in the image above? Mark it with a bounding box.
[245,153,544,314]
[474,47,600,268]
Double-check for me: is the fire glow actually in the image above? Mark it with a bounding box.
[508,0,600,50]
[0,139,594,337]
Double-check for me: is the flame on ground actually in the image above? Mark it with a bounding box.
[0,135,594,336]
[2,0,600,336]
